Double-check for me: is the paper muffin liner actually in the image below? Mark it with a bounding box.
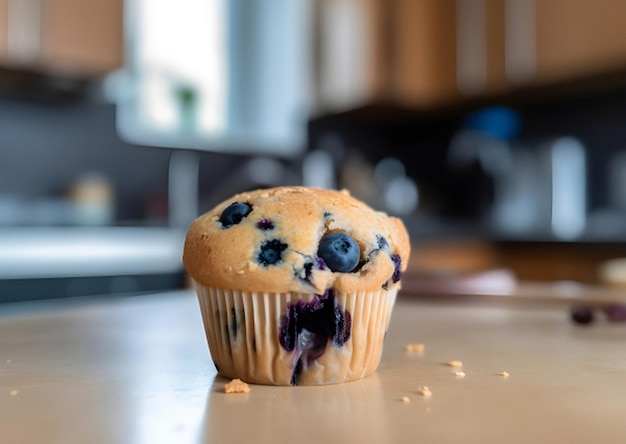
[195,283,398,386]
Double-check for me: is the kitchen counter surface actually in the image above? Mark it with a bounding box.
[1,290,625,443]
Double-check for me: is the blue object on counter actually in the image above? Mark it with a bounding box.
[463,107,521,140]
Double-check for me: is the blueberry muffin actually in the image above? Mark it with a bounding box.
[183,186,410,385]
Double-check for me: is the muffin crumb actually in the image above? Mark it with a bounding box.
[497,371,510,378]
[9,390,18,397]
[447,360,463,367]
[405,343,424,352]
[400,396,411,404]
[453,370,466,378]
[417,386,432,398]
[224,378,251,393]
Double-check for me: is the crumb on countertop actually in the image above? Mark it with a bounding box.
[224,378,251,394]
[405,343,425,352]
[417,386,432,398]
[9,390,18,397]
[447,360,463,367]
[453,370,466,378]
[400,396,411,404]
[497,371,510,378]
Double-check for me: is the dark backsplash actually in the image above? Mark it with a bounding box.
[0,98,244,223]
[309,78,626,239]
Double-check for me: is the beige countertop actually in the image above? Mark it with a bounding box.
[1,289,625,443]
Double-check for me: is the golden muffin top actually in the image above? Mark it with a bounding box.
[183,186,410,294]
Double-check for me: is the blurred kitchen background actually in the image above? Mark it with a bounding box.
[1,0,626,303]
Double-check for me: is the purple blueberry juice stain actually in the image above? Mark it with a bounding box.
[229,307,239,339]
[279,290,351,385]
[316,256,327,270]
[604,304,626,322]
[256,218,274,230]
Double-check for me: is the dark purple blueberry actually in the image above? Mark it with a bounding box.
[317,232,360,273]
[570,306,595,325]
[279,290,352,385]
[257,239,287,266]
[604,304,626,322]
[256,218,274,230]
[332,306,351,347]
[220,202,252,228]
[391,254,403,283]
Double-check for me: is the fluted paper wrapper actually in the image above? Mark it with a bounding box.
[195,284,398,386]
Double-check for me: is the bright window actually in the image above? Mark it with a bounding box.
[118,0,310,157]
[133,0,226,134]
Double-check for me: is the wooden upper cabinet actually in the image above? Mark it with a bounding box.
[314,0,626,114]
[0,1,8,59]
[0,0,123,77]
[391,0,459,107]
[534,0,626,83]
[313,0,387,113]
[41,0,124,76]
[313,0,460,111]
[483,0,507,93]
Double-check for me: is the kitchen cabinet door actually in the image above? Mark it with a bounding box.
[447,0,522,99]
[0,0,123,77]
[534,0,626,83]
[314,0,511,111]
[392,0,626,101]
[391,0,459,106]
[312,0,626,116]
[0,1,7,58]
[313,0,387,113]
[314,0,461,111]
[41,0,124,76]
